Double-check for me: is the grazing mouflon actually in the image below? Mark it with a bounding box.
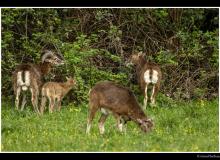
[86,81,153,134]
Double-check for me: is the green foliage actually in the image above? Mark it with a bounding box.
[155,50,178,65]
[1,99,218,151]
[58,35,128,104]
[1,8,219,103]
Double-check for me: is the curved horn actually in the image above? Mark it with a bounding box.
[57,50,64,60]
[41,50,54,63]
[53,43,64,60]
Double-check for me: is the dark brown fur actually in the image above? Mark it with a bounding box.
[86,81,153,134]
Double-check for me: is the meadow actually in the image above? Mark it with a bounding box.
[1,95,219,152]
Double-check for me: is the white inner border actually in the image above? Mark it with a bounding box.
[0,7,219,154]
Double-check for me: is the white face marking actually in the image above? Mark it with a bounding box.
[151,70,158,84]
[144,70,151,83]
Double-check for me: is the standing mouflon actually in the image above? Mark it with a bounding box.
[127,52,162,108]
[12,50,65,113]
[40,77,76,114]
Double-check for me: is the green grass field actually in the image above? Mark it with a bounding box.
[1,96,219,152]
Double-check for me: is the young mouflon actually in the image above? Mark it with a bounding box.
[40,77,76,114]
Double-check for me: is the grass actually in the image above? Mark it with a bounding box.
[1,95,219,152]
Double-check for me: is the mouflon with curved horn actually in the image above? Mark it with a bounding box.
[12,50,65,113]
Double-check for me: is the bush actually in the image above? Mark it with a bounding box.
[1,8,218,105]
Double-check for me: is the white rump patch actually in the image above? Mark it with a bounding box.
[17,71,30,91]
[17,72,23,86]
[22,86,28,91]
[24,71,30,86]
[144,70,151,83]
[144,70,158,84]
[151,70,158,84]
